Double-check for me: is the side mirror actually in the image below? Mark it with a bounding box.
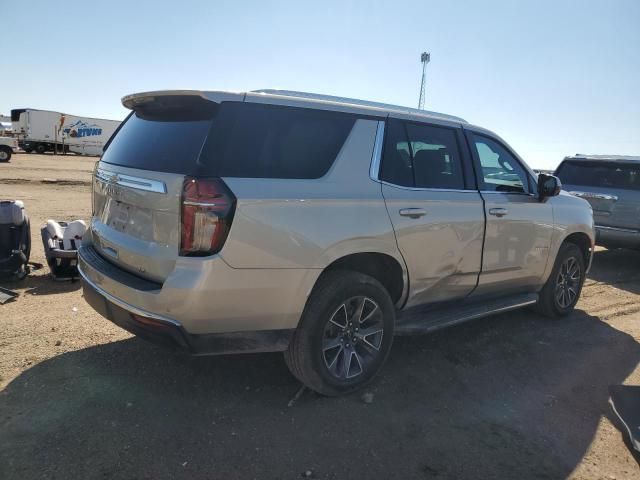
[537,173,561,200]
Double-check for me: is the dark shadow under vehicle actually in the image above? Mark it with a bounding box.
[0,272,82,297]
[1,307,638,479]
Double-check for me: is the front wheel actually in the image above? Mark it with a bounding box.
[284,271,395,396]
[0,147,11,162]
[535,243,586,317]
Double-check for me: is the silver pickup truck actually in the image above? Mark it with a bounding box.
[555,155,640,250]
[78,89,595,395]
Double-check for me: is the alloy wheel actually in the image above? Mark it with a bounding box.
[555,256,581,309]
[322,296,384,380]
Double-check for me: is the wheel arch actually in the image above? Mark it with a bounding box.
[563,231,593,268]
[313,252,407,307]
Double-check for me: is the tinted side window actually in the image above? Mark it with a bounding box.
[380,119,465,189]
[201,103,355,179]
[556,161,640,190]
[380,119,413,187]
[405,123,464,189]
[472,134,528,193]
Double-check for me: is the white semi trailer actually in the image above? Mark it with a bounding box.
[10,108,121,156]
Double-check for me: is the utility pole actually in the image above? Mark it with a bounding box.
[418,52,430,110]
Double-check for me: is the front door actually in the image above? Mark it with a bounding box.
[466,131,553,296]
[379,119,485,307]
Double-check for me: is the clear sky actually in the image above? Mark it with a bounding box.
[3,0,639,169]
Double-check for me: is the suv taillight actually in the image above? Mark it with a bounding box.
[180,177,236,256]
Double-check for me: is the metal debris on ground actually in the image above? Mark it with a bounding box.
[287,384,307,407]
[361,392,374,404]
[0,286,19,304]
[609,385,640,453]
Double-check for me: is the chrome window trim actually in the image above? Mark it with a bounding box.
[376,183,533,196]
[379,180,476,194]
[369,121,385,181]
[479,190,536,197]
[95,167,167,194]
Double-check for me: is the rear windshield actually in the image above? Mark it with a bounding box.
[556,161,640,190]
[102,100,356,179]
[102,96,215,173]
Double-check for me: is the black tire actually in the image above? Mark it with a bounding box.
[35,144,46,154]
[0,146,11,162]
[535,242,586,317]
[284,270,395,396]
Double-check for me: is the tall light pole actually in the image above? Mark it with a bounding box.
[418,52,430,110]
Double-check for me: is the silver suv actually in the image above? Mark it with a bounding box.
[555,155,640,249]
[79,89,595,395]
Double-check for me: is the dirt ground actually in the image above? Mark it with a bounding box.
[1,153,639,479]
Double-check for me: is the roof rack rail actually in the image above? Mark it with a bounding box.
[566,154,640,161]
[252,89,467,124]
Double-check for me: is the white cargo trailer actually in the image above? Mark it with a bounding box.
[10,108,121,156]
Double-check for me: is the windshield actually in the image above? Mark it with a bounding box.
[556,161,640,190]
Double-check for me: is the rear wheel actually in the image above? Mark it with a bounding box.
[35,144,46,154]
[284,271,395,396]
[0,147,11,162]
[535,243,585,317]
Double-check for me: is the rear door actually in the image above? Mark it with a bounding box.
[466,130,553,295]
[90,94,225,283]
[555,160,640,231]
[379,118,484,307]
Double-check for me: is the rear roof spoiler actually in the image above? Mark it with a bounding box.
[121,90,244,110]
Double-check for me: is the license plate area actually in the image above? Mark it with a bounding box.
[99,197,153,239]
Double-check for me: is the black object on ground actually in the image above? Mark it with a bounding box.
[610,385,640,453]
[0,200,31,280]
[0,286,19,304]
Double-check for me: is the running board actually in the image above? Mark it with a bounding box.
[394,293,539,336]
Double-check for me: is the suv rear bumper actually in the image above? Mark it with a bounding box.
[81,271,294,354]
[78,245,308,354]
[596,225,640,249]
[82,274,191,351]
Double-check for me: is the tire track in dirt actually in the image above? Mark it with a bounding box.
[0,178,90,186]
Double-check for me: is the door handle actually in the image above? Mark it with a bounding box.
[399,208,427,219]
[489,208,508,217]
